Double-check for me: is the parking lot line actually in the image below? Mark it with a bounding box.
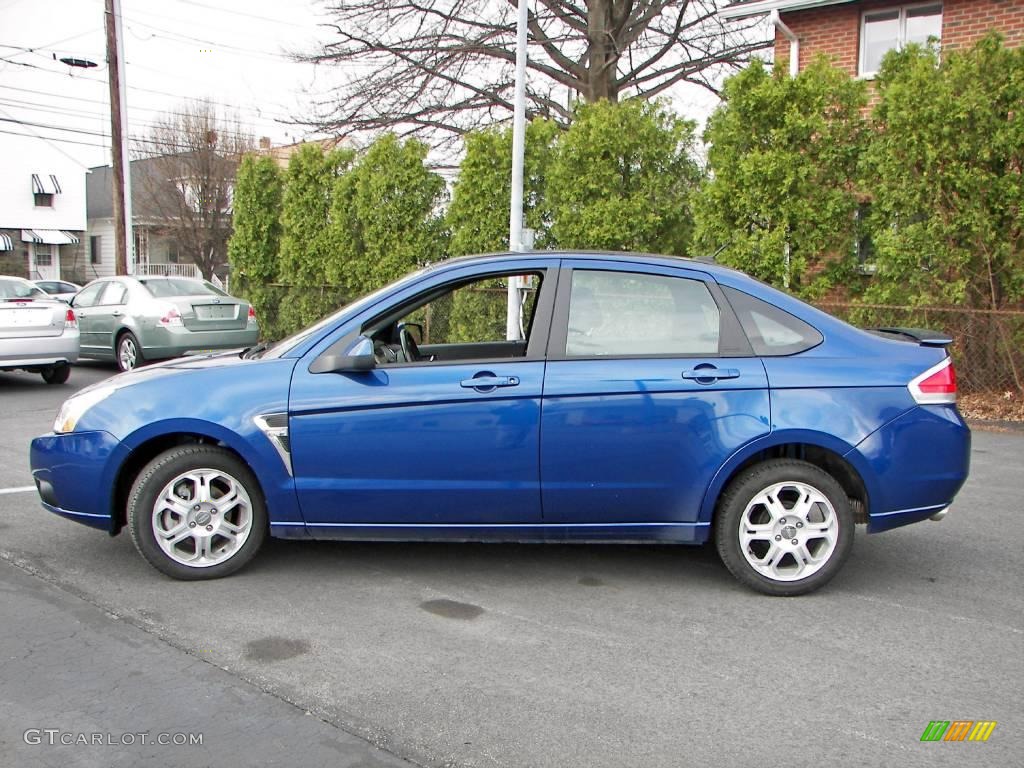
[0,486,36,495]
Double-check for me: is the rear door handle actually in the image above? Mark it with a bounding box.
[460,375,520,390]
[682,367,740,381]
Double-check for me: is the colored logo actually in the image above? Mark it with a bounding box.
[920,721,997,742]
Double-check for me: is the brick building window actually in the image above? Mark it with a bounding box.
[860,3,942,78]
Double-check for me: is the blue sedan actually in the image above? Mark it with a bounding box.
[30,252,970,594]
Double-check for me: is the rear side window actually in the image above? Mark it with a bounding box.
[100,282,128,306]
[566,270,720,357]
[723,286,822,356]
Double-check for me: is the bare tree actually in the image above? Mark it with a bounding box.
[298,0,769,143]
[133,102,255,279]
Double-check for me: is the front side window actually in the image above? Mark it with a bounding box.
[861,3,942,77]
[73,282,105,308]
[366,271,543,365]
[565,270,720,357]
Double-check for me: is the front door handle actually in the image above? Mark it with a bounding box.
[111,310,123,317]
[460,374,520,390]
[682,366,740,382]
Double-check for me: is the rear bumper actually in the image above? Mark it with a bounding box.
[140,325,259,360]
[851,404,971,533]
[0,329,79,368]
[30,430,127,533]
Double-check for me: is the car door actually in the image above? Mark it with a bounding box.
[71,282,106,355]
[89,281,129,354]
[287,259,559,531]
[539,260,771,535]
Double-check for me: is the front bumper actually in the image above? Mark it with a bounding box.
[30,430,127,533]
[140,325,259,360]
[0,329,79,368]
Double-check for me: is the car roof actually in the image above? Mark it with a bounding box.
[425,250,742,278]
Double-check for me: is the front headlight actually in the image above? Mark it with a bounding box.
[53,385,118,434]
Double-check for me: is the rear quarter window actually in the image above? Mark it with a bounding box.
[723,286,823,356]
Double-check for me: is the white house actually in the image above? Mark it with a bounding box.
[87,156,220,281]
[0,134,87,281]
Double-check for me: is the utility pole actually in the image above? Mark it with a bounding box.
[506,0,529,341]
[104,0,133,276]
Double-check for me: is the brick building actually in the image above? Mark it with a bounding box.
[721,0,1024,77]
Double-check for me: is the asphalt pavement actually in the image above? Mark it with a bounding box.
[0,363,1021,767]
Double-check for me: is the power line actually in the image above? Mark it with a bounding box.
[0,71,299,127]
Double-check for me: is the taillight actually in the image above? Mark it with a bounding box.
[247,305,256,323]
[159,307,183,327]
[64,308,77,329]
[909,357,957,404]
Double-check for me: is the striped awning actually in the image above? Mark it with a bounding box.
[21,229,79,245]
[0,233,12,251]
[31,174,61,195]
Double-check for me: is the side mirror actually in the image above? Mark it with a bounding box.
[311,335,376,374]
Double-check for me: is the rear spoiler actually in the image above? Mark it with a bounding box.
[867,327,953,347]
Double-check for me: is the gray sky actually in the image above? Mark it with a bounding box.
[0,0,745,170]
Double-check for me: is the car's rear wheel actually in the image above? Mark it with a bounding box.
[116,331,144,372]
[715,459,854,596]
[41,362,70,385]
[127,445,267,580]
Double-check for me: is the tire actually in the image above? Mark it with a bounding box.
[41,362,70,385]
[116,331,144,372]
[127,445,267,580]
[714,459,854,596]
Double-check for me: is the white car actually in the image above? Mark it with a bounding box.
[33,279,82,303]
[0,276,79,384]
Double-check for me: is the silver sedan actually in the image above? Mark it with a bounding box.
[73,276,260,372]
[0,276,80,384]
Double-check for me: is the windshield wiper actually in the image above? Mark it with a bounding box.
[240,342,268,360]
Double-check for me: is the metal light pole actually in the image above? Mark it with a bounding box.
[506,0,529,341]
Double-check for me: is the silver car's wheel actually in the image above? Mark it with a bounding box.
[152,468,254,568]
[715,459,854,596]
[128,445,267,580]
[737,481,839,582]
[117,332,143,372]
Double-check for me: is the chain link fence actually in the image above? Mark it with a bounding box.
[816,302,1024,398]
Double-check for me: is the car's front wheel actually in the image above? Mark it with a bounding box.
[127,445,267,580]
[116,331,144,372]
[715,460,854,596]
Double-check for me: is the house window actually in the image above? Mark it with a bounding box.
[34,192,54,207]
[860,3,942,77]
[35,244,54,266]
[90,235,101,265]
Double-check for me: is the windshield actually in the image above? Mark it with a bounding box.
[138,278,228,298]
[0,278,48,300]
[261,266,432,359]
